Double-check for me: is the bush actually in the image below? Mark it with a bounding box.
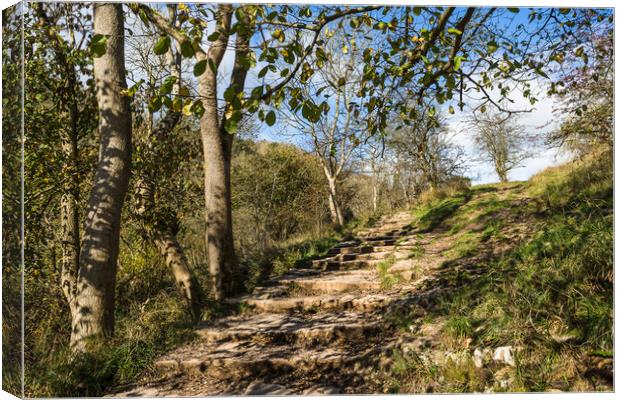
[418,176,471,205]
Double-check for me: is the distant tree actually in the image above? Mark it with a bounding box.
[469,112,529,183]
[386,106,466,197]
[282,31,369,228]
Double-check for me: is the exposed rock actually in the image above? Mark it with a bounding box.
[244,381,291,395]
[473,348,492,368]
[493,346,515,367]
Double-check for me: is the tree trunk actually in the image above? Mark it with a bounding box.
[372,177,378,213]
[59,113,80,312]
[71,3,131,352]
[59,45,81,314]
[199,114,236,300]
[198,69,237,301]
[153,231,201,319]
[326,176,344,227]
[193,5,237,301]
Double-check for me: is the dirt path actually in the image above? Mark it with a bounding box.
[111,210,462,396]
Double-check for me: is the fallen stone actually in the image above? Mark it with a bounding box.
[473,348,492,368]
[493,346,515,367]
[244,381,290,395]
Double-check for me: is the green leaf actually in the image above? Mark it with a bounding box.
[126,79,144,97]
[447,27,462,35]
[192,100,205,117]
[180,41,195,58]
[207,31,221,42]
[208,59,217,74]
[454,55,464,71]
[224,118,238,134]
[272,29,285,42]
[265,110,276,126]
[159,76,176,95]
[223,87,236,102]
[193,60,207,76]
[148,96,163,113]
[487,40,498,54]
[258,66,269,79]
[153,35,171,55]
[90,34,108,58]
[507,7,519,13]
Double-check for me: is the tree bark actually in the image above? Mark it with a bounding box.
[326,175,344,227]
[71,3,131,352]
[153,231,201,318]
[59,111,80,313]
[197,5,236,300]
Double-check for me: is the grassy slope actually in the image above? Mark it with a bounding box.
[386,149,612,393]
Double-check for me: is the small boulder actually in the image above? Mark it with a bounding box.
[493,346,515,367]
[243,381,290,395]
[473,348,492,368]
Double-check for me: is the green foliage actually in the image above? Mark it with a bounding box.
[232,140,329,257]
[244,235,340,292]
[153,35,171,55]
[444,316,474,340]
[2,6,24,395]
[25,232,200,397]
[27,293,196,397]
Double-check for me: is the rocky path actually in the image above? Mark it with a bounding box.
[112,211,452,396]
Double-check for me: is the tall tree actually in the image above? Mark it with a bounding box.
[549,27,613,153]
[282,30,369,227]
[31,2,87,321]
[387,106,465,193]
[70,3,132,351]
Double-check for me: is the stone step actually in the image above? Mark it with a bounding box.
[326,245,375,256]
[358,229,409,238]
[154,341,380,380]
[280,270,380,293]
[333,240,361,249]
[239,292,396,314]
[361,237,397,246]
[324,259,383,271]
[196,311,381,347]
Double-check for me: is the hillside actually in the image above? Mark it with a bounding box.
[110,149,612,395]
